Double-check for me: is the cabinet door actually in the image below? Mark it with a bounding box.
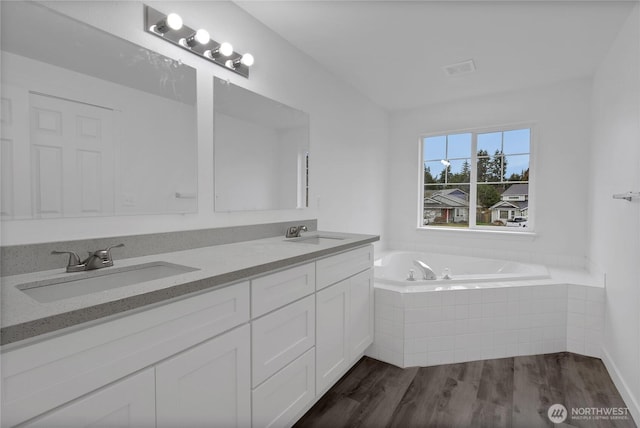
[23,368,155,428]
[315,280,350,394]
[156,324,250,428]
[349,269,374,361]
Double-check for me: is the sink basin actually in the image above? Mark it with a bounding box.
[285,234,346,245]
[18,262,199,303]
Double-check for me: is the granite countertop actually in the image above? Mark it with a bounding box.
[1,231,379,346]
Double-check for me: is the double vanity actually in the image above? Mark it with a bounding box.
[0,230,378,427]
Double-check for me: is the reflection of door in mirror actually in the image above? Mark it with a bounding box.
[1,1,198,220]
[29,93,115,218]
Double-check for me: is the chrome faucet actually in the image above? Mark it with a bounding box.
[83,244,125,270]
[413,260,437,280]
[285,225,308,238]
[52,243,124,272]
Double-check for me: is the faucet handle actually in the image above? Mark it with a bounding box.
[96,243,125,261]
[51,250,82,270]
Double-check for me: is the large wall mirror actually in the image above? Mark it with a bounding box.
[214,77,310,212]
[0,2,198,220]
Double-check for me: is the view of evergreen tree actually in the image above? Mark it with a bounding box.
[477,184,502,208]
[477,149,489,181]
[424,166,435,184]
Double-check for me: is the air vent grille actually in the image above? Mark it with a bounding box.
[443,59,476,77]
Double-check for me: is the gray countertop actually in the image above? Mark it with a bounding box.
[1,231,379,346]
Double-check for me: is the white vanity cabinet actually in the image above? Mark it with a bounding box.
[316,246,374,395]
[2,243,375,428]
[1,281,251,427]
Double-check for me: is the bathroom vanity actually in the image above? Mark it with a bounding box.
[0,232,378,427]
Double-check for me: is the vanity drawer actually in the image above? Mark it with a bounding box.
[316,245,373,290]
[251,262,315,317]
[252,295,315,387]
[1,281,250,427]
[252,347,315,428]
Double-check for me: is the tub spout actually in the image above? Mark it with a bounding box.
[413,260,437,280]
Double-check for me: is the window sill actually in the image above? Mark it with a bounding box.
[416,226,537,239]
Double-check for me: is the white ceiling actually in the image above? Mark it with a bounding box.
[236,0,637,111]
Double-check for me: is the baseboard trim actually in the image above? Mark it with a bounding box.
[601,347,640,425]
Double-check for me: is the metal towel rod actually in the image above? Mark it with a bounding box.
[612,191,640,201]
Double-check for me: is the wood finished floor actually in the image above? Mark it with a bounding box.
[294,353,637,428]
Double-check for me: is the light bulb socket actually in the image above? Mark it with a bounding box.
[226,54,254,69]
[205,42,234,59]
[184,29,209,47]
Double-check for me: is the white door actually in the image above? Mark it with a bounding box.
[1,84,30,219]
[349,269,374,361]
[316,279,350,395]
[156,324,251,428]
[22,368,155,428]
[29,92,114,217]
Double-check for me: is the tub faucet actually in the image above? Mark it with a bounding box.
[413,260,437,280]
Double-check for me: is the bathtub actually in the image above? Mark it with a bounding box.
[368,250,604,369]
[374,250,550,290]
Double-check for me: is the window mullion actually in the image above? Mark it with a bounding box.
[469,133,478,228]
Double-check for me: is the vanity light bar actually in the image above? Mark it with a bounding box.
[144,5,253,78]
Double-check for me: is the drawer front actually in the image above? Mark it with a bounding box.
[252,348,315,428]
[2,282,250,427]
[252,263,315,317]
[316,245,373,290]
[252,295,315,387]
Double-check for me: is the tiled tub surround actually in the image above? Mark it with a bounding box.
[0,227,377,346]
[369,281,605,368]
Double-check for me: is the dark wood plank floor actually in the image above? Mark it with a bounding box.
[294,353,637,428]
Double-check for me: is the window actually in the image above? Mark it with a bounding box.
[421,126,531,230]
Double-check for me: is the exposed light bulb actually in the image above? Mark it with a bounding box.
[240,53,255,67]
[166,13,183,31]
[152,12,183,34]
[182,29,211,48]
[194,29,210,45]
[219,42,234,57]
[226,53,255,70]
[205,42,234,59]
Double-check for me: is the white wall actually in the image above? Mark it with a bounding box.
[0,0,388,244]
[386,78,593,267]
[588,4,640,422]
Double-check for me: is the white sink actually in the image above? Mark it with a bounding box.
[18,262,199,303]
[285,234,346,245]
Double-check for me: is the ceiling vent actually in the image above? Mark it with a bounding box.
[442,59,476,77]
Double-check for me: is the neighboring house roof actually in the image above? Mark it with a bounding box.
[424,189,469,209]
[490,200,529,210]
[501,183,529,197]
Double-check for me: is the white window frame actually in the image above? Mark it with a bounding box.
[417,122,536,233]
